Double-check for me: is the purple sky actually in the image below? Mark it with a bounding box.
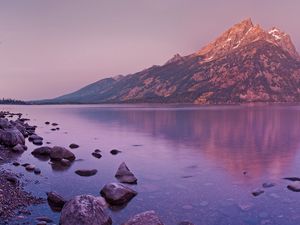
[0,0,299,100]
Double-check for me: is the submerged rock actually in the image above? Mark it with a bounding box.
[60,195,112,225]
[34,168,41,175]
[262,182,275,188]
[283,177,300,182]
[287,181,300,192]
[69,143,79,149]
[92,152,102,159]
[252,189,264,197]
[100,182,137,205]
[75,169,98,177]
[49,146,75,161]
[122,210,164,225]
[25,164,36,171]
[36,216,53,223]
[110,149,122,155]
[12,162,20,166]
[115,162,137,184]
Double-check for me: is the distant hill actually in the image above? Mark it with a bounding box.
[36,18,300,104]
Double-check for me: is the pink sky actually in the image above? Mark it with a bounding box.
[0,0,299,100]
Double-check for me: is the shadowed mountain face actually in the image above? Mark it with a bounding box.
[40,19,300,104]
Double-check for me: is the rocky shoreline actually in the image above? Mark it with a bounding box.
[0,110,196,225]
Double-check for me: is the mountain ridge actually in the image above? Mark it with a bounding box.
[36,18,300,104]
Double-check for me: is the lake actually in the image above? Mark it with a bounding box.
[2,104,300,225]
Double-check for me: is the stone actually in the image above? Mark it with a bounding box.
[0,118,11,129]
[287,181,300,192]
[122,210,164,225]
[0,128,25,147]
[252,189,264,197]
[100,183,137,205]
[34,168,41,175]
[52,123,58,126]
[12,144,26,153]
[60,195,112,225]
[6,175,18,184]
[115,162,137,184]
[33,139,43,146]
[25,164,36,171]
[60,159,72,167]
[46,191,67,209]
[12,162,20,166]
[32,146,52,156]
[75,169,97,177]
[21,163,30,167]
[36,216,53,223]
[92,152,102,159]
[49,146,75,161]
[28,134,43,142]
[110,149,122,155]
[69,143,79,149]
[283,177,300,181]
[262,182,275,188]
[94,149,101,153]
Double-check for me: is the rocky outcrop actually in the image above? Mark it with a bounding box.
[100,183,137,205]
[60,195,112,225]
[122,211,164,225]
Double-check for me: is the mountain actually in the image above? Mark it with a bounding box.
[39,18,300,104]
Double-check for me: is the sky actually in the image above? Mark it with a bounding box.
[0,0,299,100]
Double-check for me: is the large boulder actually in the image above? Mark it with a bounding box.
[60,195,112,225]
[100,183,137,205]
[10,121,28,137]
[115,162,137,184]
[49,146,75,161]
[122,211,164,225]
[0,118,11,129]
[0,127,25,147]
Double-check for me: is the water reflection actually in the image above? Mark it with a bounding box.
[71,105,300,180]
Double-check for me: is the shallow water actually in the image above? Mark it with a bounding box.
[2,104,300,225]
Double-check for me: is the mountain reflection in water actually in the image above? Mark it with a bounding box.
[71,105,300,181]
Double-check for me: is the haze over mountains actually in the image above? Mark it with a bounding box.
[40,18,300,104]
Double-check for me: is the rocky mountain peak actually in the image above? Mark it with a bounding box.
[267,27,299,59]
[197,18,299,61]
[165,53,183,64]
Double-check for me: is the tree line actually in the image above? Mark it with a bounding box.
[0,98,27,105]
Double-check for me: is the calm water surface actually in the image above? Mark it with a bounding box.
[2,104,300,225]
